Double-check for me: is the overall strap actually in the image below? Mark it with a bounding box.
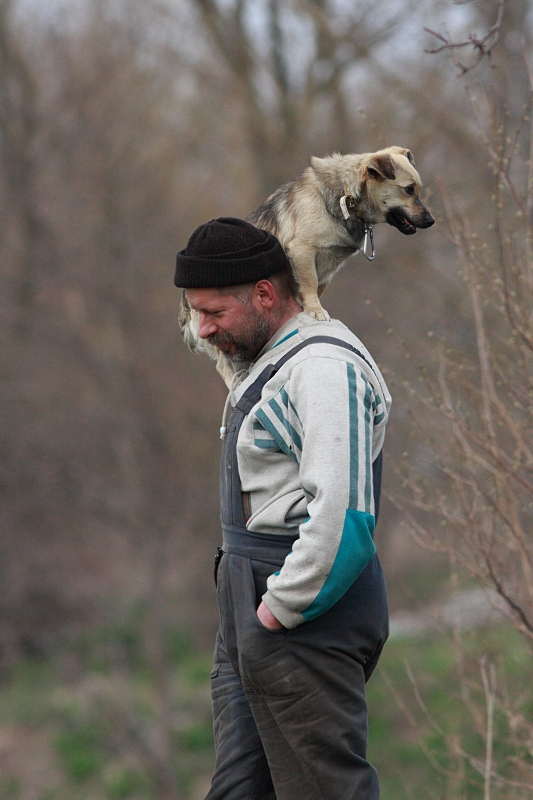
[220,335,384,531]
[235,335,383,415]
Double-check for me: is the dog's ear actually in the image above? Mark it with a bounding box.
[310,155,335,180]
[388,146,416,167]
[366,154,396,182]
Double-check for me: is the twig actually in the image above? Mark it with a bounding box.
[486,559,533,636]
[424,0,506,75]
[480,657,496,800]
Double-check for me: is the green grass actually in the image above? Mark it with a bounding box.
[367,625,533,800]
[55,724,104,781]
[104,767,148,799]
[0,612,530,799]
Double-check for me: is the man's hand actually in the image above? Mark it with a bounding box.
[256,600,284,630]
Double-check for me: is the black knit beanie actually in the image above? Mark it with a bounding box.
[174,217,289,288]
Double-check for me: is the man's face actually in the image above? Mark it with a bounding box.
[186,287,273,363]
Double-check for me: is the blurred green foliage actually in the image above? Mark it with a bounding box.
[55,724,104,781]
[368,625,532,799]
[0,616,530,799]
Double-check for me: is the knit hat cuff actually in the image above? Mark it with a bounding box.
[174,217,289,288]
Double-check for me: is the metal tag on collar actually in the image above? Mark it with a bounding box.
[363,223,376,261]
[340,194,355,220]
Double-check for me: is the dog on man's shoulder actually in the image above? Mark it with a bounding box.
[179,145,434,388]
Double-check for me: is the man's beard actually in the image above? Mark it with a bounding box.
[207,307,273,363]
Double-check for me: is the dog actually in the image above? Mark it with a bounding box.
[180,146,434,387]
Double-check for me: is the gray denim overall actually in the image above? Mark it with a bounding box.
[207,337,389,800]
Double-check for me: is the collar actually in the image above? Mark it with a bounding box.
[339,193,375,260]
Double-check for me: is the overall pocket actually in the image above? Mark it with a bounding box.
[238,558,298,698]
[214,547,224,586]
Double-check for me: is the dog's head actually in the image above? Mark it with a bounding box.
[312,146,434,234]
[357,146,434,234]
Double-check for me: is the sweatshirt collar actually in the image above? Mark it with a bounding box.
[255,312,308,360]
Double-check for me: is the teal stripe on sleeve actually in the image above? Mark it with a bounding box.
[268,398,303,453]
[347,364,374,513]
[279,386,290,408]
[347,364,359,509]
[279,386,303,425]
[300,509,376,621]
[361,375,373,513]
[255,408,298,462]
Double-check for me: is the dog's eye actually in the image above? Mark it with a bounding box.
[404,185,415,196]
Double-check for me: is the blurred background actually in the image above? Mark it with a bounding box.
[1,0,533,797]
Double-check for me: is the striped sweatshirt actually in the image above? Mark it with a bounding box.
[232,312,392,629]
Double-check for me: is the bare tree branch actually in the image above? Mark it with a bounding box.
[424,0,506,74]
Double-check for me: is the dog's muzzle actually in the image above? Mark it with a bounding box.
[386,206,435,235]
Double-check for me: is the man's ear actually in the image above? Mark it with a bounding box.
[254,279,276,309]
[365,154,396,181]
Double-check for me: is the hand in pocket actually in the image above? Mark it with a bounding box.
[256,600,284,630]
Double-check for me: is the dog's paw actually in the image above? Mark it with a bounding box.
[304,305,330,322]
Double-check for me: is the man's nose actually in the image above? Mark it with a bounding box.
[198,313,218,340]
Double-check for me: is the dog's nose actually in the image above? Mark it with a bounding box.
[417,210,435,228]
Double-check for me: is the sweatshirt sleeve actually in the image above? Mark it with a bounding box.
[256,356,382,629]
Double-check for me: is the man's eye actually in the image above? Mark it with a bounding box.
[404,185,415,196]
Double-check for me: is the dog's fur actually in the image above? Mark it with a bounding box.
[180,146,434,387]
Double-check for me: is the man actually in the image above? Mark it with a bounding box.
[175,217,391,800]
